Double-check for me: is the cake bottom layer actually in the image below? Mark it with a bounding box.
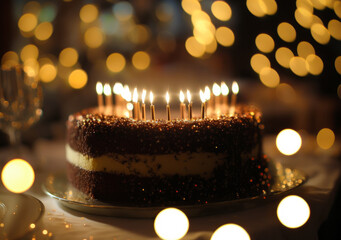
[67,156,272,207]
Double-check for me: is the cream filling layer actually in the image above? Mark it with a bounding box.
[66,144,226,177]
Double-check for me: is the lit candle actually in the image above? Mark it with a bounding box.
[123,85,132,118]
[133,88,139,120]
[96,82,104,113]
[212,83,221,117]
[113,82,124,116]
[230,81,239,116]
[150,91,155,121]
[166,91,171,121]
[104,83,113,114]
[200,89,206,119]
[187,90,192,120]
[141,89,146,120]
[204,86,212,117]
[221,82,229,115]
[179,90,185,120]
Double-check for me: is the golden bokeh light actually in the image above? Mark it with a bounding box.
[335,1,341,18]
[181,0,201,15]
[185,36,205,58]
[259,67,280,88]
[205,38,218,54]
[277,22,296,42]
[211,224,250,240]
[1,159,35,193]
[39,63,57,83]
[211,1,232,21]
[128,25,150,44]
[297,41,315,59]
[255,33,274,53]
[215,27,235,47]
[311,23,330,45]
[296,0,313,13]
[250,53,271,74]
[59,48,79,67]
[18,13,38,32]
[20,44,39,62]
[191,10,211,25]
[276,129,302,155]
[290,57,308,77]
[23,58,39,77]
[106,53,126,73]
[113,1,134,21]
[84,27,104,48]
[23,1,41,15]
[294,8,314,28]
[1,51,19,67]
[276,83,296,104]
[328,19,341,40]
[68,69,88,89]
[306,54,324,75]
[34,22,53,41]
[154,208,189,240]
[316,128,335,150]
[335,56,341,75]
[310,0,326,10]
[132,51,151,70]
[79,4,98,23]
[246,0,266,17]
[194,27,215,45]
[262,0,278,15]
[277,195,310,228]
[275,47,294,69]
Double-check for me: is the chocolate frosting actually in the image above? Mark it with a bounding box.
[67,105,263,158]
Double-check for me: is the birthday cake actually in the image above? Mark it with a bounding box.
[66,105,271,206]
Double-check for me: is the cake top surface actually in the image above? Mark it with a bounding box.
[67,105,263,156]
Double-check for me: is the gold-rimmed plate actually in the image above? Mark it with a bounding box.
[42,161,306,218]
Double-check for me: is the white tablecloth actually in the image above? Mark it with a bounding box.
[7,136,341,240]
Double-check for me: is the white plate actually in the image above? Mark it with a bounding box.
[43,161,306,218]
[0,192,44,239]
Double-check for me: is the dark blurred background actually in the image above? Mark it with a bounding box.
[0,0,340,146]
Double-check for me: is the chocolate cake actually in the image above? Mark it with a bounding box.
[66,105,272,206]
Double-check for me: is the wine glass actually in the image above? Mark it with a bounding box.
[0,65,43,162]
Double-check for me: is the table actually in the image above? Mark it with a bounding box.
[2,135,341,240]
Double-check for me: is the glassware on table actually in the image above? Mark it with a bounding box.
[0,65,43,161]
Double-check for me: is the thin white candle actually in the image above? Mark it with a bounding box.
[141,89,146,120]
[113,82,124,116]
[166,91,171,121]
[230,81,239,116]
[96,82,104,113]
[200,89,206,119]
[205,86,213,117]
[212,83,221,117]
[104,83,113,114]
[221,82,229,115]
[179,90,185,120]
[133,88,139,120]
[150,91,155,120]
[187,90,192,120]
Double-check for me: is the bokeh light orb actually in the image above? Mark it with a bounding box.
[59,48,79,67]
[18,13,38,32]
[106,53,126,73]
[211,1,232,21]
[68,69,88,89]
[255,33,275,53]
[277,195,310,228]
[132,51,151,70]
[39,63,57,83]
[1,159,35,193]
[34,22,53,41]
[211,224,250,240]
[154,208,189,240]
[316,128,335,150]
[79,4,98,23]
[276,129,302,155]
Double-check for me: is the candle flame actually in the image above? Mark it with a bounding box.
[187,90,191,103]
[232,81,239,94]
[150,91,154,105]
[166,91,170,104]
[122,85,131,101]
[142,89,146,104]
[212,83,221,96]
[204,86,211,100]
[103,83,112,96]
[127,102,134,111]
[96,82,103,95]
[199,89,206,103]
[179,90,185,103]
[113,82,123,95]
[133,88,138,103]
[221,82,229,96]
